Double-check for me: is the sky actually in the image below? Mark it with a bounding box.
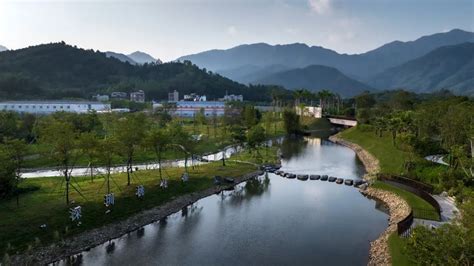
[0,0,473,61]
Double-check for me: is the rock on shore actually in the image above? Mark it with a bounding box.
[330,133,411,265]
[361,188,411,265]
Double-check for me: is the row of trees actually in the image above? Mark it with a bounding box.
[269,88,347,117]
[0,103,279,205]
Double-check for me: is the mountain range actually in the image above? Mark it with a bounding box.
[0,45,7,52]
[256,65,372,98]
[178,29,474,96]
[369,42,474,96]
[0,42,287,101]
[105,50,162,65]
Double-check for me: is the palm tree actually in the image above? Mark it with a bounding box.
[293,89,305,106]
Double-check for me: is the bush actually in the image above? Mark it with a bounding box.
[0,151,15,198]
[407,199,474,265]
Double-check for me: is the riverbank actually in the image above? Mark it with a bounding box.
[329,134,380,180]
[330,132,411,265]
[361,188,411,266]
[10,169,266,265]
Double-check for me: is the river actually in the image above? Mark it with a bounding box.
[56,136,388,266]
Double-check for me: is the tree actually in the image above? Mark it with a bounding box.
[355,91,375,109]
[196,108,209,137]
[39,119,78,205]
[96,137,120,194]
[144,127,170,181]
[168,122,195,174]
[78,132,100,182]
[3,138,28,206]
[246,125,266,158]
[282,110,301,135]
[242,105,259,129]
[407,199,474,265]
[0,145,15,199]
[114,113,147,186]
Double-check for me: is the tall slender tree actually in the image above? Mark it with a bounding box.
[39,119,78,205]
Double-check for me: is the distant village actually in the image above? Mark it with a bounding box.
[0,89,244,117]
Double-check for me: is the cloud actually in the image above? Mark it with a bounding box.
[284,27,299,35]
[308,0,332,14]
[227,25,237,36]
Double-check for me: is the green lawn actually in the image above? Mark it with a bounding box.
[372,181,440,221]
[0,145,278,256]
[339,126,442,264]
[388,232,411,266]
[339,127,408,174]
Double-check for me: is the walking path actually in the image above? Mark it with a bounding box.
[433,194,459,222]
[410,194,459,232]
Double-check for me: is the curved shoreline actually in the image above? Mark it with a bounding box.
[330,134,411,266]
[11,170,264,265]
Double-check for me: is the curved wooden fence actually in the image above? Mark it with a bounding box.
[377,174,442,236]
[377,174,434,193]
[397,210,414,236]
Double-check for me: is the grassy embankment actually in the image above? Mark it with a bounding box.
[339,127,441,220]
[339,126,444,265]
[0,146,279,257]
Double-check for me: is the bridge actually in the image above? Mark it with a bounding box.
[326,115,358,127]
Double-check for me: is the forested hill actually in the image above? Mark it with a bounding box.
[368,42,474,96]
[255,65,373,98]
[0,42,288,101]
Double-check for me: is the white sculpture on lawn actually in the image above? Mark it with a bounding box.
[181,172,189,182]
[104,193,115,207]
[69,206,82,225]
[160,179,168,188]
[136,185,145,198]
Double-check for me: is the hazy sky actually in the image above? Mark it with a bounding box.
[1,0,473,61]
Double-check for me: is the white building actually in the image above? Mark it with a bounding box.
[94,94,110,102]
[130,90,145,103]
[221,94,243,102]
[183,93,206,102]
[295,106,322,118]
[110,92,127,99]
[173,101,225,117]
[0,101,111,114]
[168,90,179,102]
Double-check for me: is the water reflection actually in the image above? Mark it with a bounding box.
[56,136,388,266]
[280,136,307,160]
[219,174,271,206]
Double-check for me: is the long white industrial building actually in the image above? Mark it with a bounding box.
[0,101,111,114]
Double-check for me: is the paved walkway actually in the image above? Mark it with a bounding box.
[410,194,459,232]
[433,194,459,222]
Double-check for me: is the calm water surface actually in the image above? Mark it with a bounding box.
[59,136,388,266]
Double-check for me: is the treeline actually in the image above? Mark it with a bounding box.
[0,104,280,202]
[0,42,291,102]
[355,89,473,197]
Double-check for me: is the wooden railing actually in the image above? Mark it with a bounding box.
[397,210,414,236]
[377,174,442,234]
[377,173,434,193]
